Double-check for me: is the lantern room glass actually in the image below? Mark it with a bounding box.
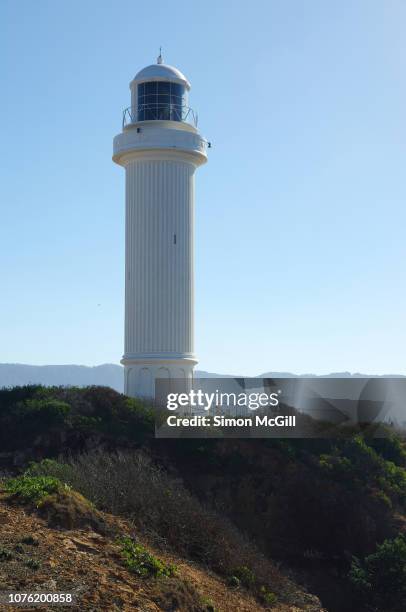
[137,81,187,122]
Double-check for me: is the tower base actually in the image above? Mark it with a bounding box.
[122,356,197,399]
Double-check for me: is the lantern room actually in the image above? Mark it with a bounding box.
[124,55,197,127]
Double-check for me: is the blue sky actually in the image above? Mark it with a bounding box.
[1,0,405,375]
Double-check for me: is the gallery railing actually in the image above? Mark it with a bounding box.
[123,104,198,129]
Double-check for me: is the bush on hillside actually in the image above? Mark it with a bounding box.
[349,535,406,611]
[178,434,406,564]
[0,385,155,454]
[120,537,175,578]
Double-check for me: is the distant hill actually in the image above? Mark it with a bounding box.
[0,363,404,394]
[259,371,406,378]
[0,363,124,392]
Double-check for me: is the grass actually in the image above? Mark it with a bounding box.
[120,537,175,578]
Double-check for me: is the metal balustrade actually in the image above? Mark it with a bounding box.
[123,104,198,129]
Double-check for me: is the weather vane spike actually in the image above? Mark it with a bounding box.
[157,46,163,64]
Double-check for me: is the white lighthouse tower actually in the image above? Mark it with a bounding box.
[113,53,208,398]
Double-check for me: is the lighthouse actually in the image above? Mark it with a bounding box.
[113,53,208,398]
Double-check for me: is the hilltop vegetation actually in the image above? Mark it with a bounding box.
[1,385,406,611]
[0,385,155,457]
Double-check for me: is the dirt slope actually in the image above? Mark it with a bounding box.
[0,499,324,612]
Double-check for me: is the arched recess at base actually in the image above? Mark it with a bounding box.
[157,367,170,379]
[137,367,153,398]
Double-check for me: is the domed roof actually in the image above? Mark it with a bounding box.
[130,63,191,90]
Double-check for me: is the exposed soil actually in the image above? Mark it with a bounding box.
[0,497,324,612]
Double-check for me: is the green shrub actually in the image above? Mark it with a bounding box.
[120,537,175,578]
[349,535,406,611]
[226,575,240,588]
[20,535,39,546]
[0,547,13,561]
[26,458,75,483]
[260,585,278,605]
[0,385,43,410]
[4,475,62,505]
[232,565,256,588]
[21,399,71,423]
[199,596,217,611]
[0,385,156,454]
[25,558,40,570]
[368,434,406,466]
